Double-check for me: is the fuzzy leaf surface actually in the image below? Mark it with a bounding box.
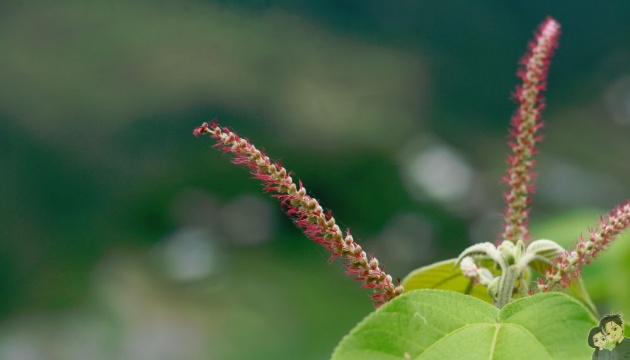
[332,290,596,360]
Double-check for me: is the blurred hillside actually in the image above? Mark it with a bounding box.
[1,1,630,359]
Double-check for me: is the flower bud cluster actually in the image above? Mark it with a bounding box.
[194,121,403,306]
[459,257,494,287]
[538,200,630,292]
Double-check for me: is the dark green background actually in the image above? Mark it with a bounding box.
[2,1,630,359]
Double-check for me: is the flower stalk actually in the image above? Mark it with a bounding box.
[538,200,630,292]
[501,17,560,244]
[457,17,563,308]
[194,121,404,307]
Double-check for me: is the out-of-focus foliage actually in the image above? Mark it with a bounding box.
[1,0,630,359]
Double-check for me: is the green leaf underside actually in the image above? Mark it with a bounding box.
[401,259,492,303]
[332,290,597,360]
[566,277,599,319]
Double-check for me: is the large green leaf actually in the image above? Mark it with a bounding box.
[401,259,493,303]
[332,289,597,359]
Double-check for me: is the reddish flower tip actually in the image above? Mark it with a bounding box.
[193,122,212,137]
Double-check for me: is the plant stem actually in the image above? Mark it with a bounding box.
[496,265,520,308]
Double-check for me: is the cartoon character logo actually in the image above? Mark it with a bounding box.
[588,326,611,359]
[589,313,630,359]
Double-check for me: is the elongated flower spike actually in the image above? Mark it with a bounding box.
[194,121,404,307]
[538,200,630,292]
[501,17,560,244]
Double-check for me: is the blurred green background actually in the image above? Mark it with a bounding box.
[2,0,630,359]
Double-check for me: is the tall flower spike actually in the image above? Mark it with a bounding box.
[502,17,561,244]
[538,200,630,292]
[194,121,404,307]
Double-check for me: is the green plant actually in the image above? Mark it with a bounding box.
[194,17,630,359]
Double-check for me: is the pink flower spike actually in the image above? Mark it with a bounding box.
[501,17,561,244]
[195,121,404,307]
[538,200,630,292]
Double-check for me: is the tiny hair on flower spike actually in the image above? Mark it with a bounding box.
[194,120,403,307]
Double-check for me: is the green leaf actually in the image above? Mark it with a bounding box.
[522,239,565,271]
[332,290,597,359]
[401,259,493,303]
[566,276,598,319]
